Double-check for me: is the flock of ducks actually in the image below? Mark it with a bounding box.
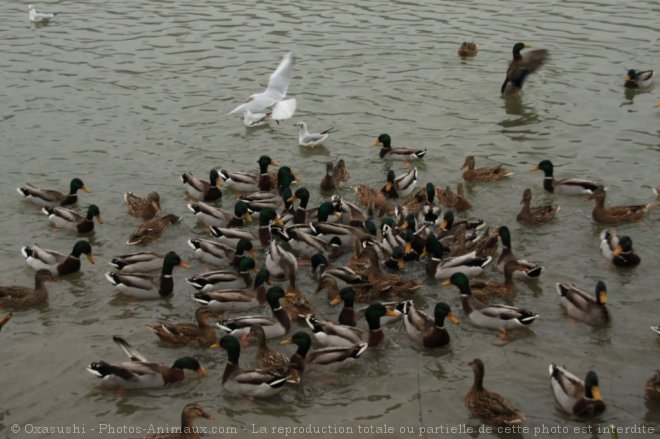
[6,15,660,435]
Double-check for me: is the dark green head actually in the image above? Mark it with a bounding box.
[445,272,471,295]
[375,134,391,148]
[277,166,296,190]
[402,213,416,230]
[85,204,102,222]
[258,207,278,226]
[386,170,396,183]
[209,169,220,186]
[163,251,187,273]
[265,286,286,309]
[254,268,271,288]
[425,233,448,258]
[497,225,512,248]
[534,160,554,177]
[294,187,310,207]
[338,287,355,306]
[363,218,378,236]
[618,236,633,253]
[70,178,88,194]
[380,217,395,231]
[425,182,435,203]
[311,253,328,272]
[235,238,253,254]
[71,240,93,258]
[627,69,637,80]
[281,187,293,208]
[594,280,607,305]
[403,229,415,244]
[434,302,458,325]
[364,302,397,329]
[391,246,405,267]
[512,42,527,55]
[584,371,601,400]
[288,331,312,356]
[219,335,241,363]
[171,356,205,374]
[257,155,277,172]
[236,256,256,273]
[441,210,454,230]
[317,202,336,222]
[234,200,252,218]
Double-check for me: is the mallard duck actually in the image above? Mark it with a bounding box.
[188,237,255,268]
[0,312,12,332]
[332,195,368,227]
[500,42,548,95]
[443,273,538,339]
[590,186,653,224]
[87,336,207,389]
[0,269,56,309]
[279,258,314,321]
[386,168,418,198]
[187,200,252,228]
[124,191,160,220]
[549,364,605,417]
[274,226,334,260]
[181,169,221,201]
[105,251,188,299]
[21,240,94,276]
[109,252,164,273]
[217,335,288,398]
[329,287,359,326]
[646,371,660,402]
[217,286,294,341]
[281,331,368,374]
[531,160,599,195]
[191,268,270,312]
[652,326,660,336]
[295,121,333,147]
[42,204,103,233]
[250,325,299,383]
[516,188,559,224]
[458,41,478,57]
[400,182,437,218]
[360,245,423,297]
[147,307,221,348]
[145,403,213,439]
[600,230,640,267]
[240,190,285,212]
[461,156,513,182]
[17,178,89,207]
[310,219,371,248]
[220,156,279,192]
[556,281,610,326]
[186,257,257,292]
[436,183,472,212]
[126,214,180,245]
[265,237,297,280]
[354,184,387,209]
[624,69,654,89]
[495,226,543,278]
[372,134,426,160]
[469,260,522,302]
[311,253,367,286]
[426,234,492,279]
[465,358,525,426]
[286,187,311,224]
[320,161,348,191]
[438,211,485,239]
[402,301,459,348]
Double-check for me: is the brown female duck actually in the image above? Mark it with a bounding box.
[124,191,160,220]
[147,307,222,348]
[127,214,180,245]
[516,188,559,224]
[461,156,513,182]
[0,269,56,309]
[590,186,653,224]
[145,403,213,439]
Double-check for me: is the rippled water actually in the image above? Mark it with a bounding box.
[1,0,659,438]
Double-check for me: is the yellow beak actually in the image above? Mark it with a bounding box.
[197,367,209,377]
[179,261,190,269]
[385,308,400,318]
[598,291,608,304]
[613,245,623,256]
[591,386,602,401]
[82,185,91,193]
[441,279,451,286]
[448,313,459,324]
[371,139,381,146]
[530,165,540,171]
[397,259,405,270]
[329,296,343,306]
[280,338,294,345]
[86,254,96,264]
[95,215,104,224]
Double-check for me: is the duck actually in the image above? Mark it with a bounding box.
[275,226,336,260]
[288,187,311,224]
[461,156,513,182]
[191,268,271,312]
[105,251,188,299]
[354,184,387,210]
[220,155,279,192]
[590,186,653,224]
[126,214,180,245]
[21,240,94,276]
[280,331,368,375]
[332,194,368,226]
[469,260,523,302]
[600,230,640,267]
[320,160,349,191]
[402,301,459,348]
[393,167,418,198]
[217,286,294,342]
[265,236,298,280]
[436,183,472,212]
[0,312,12,332]
[458,41,478,57]
[624,69,654,89]
[250,325,300,383]
[0,269,56,309]
[500,42,548,95]
[187,200,252,228]
[187,237,255,268]
[181,169,222,202]
[549,364,606,417]
[295,121,333,147]
[276,166,299,195]
[217,335,288,398]
[380,170,399,199]
[186,256,257,292]
[329,287,360,326]
[87,336,207,389]
[443,273,538,340]
[531,160,599,195]
[124,191,160,220]
[646,371,660,402]
[240,190,285,212]
[144,403,213,439]
[465,358,525,426]
[355,245,423,299]
[425,234,492,279]
[495,226,543,278]
[556,281,610,326]
[42,204,104,233]
[147,307,221,348]
[311,253,367,286]
[516,188,559,224]
[400,182,438,218]
[280,259,314,321]
[372,134,426,161]
[109,251,164,273]
[209,207,279,249]
[17,178,89,207]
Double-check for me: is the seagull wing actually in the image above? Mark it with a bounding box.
[271,97,296,121]
[265,52,294,100]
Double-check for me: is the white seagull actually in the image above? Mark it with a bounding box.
[243,110,272,127]
[28,4,57,23]
[228,52,297,122]
[295,121,334,147]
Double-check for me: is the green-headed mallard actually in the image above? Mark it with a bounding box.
[380,170,399,199]
[187,200,253,228]
[217,334,288,398]
[17,178,89,207]
[147,307,222,348]
[42,204,103,233]
[0,269,56,309]
[287,187,311,224]
[109,251,164,273]
[461,156,513,182]
[181,169,222,202]
[144,403,213,439]
[624,69,654,89]
[21,240,94,276]
[395,167,418,198]
[105,251,188,299]
[426,234,492,279]
[646,371,660,402]
[465,358,525,426]
[458,41,478,57]
[556,280,610,326]
[186,257,257,292]
[590,186,653,224]
[250,325,299,383]
[332,194,368,227]
[329,287,359,326]
[501,42,548,95]
[400,182,438,219]
[188,237,255,268]
[87,336,207,389]
[237,189,283,217]
[124,191,160,220]
[126,214,180,245]
[600,230,640,267]
[220,156,279,192]
[402,301,459,348]
[0,312,12,332]
[516,188,559,224]
[531,160,600,195]
[191,268,270,312]
[295,121,334,147]
[372,134,426,161]
[495,226,543,278]
[549,364,605,417]
[443,273,538,340]
[280,331,368,375]
[436,183,472,212]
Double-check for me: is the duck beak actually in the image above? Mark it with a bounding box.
[284,291,297,298]
[440,219,448,231]
[655,101,660,108]
[613,245,623,256]
[329,296,342,306]
[95,215,104,224]
[244,212,253,222]
[404,243,412,254]
[82,185,91,193]
[591,386,602,401]
[178,261,189,269]
[271,159,280,166]
[385,182,394,192]
[397,259,405,270]
[385,308,401,318]
[86,254,96,264]
[280,338,294,345]
[249,249,257,258]
[598,291,608,304]
[197,367,209,377]
[153,201,161,213]
[448,312,460,324]
[524,43,532,48]
[530,165,540,171]
[287,194,297,203]
[274,216,284,226]
[209,342,220,349]
[252,266,260,273]
[201,410,214,420]
[420,249,429,258]
[441,279,451,286]
[371,139,381,146]
[401,220,409,230]
[625,75,631,82]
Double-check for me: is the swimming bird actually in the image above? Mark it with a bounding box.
[589,186,653,224]
[144,403,213,439]
[17,178,89,207]
[555,281,610,326]
[147,307,222,348]
[42,204,104,233]
[21,240,94,276]
[28,4,57,23]
[600,230,640,267]
[295,121,333,147]
[624,69,654,89]
[531,160,599,195]
[501,42,548,95]
[458,42,478,57]
[109,252,164,273]
[280,331,368,375]
[549,364,605,417]
[401,301,459,348]
[181,170,222,202]
[124,191,160,220]
[372,134,426,161]
[126,214,180,245]
[516,188,559,224]
[0,269,56,309]
[228,52,297,122]
[461,156,513,182]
